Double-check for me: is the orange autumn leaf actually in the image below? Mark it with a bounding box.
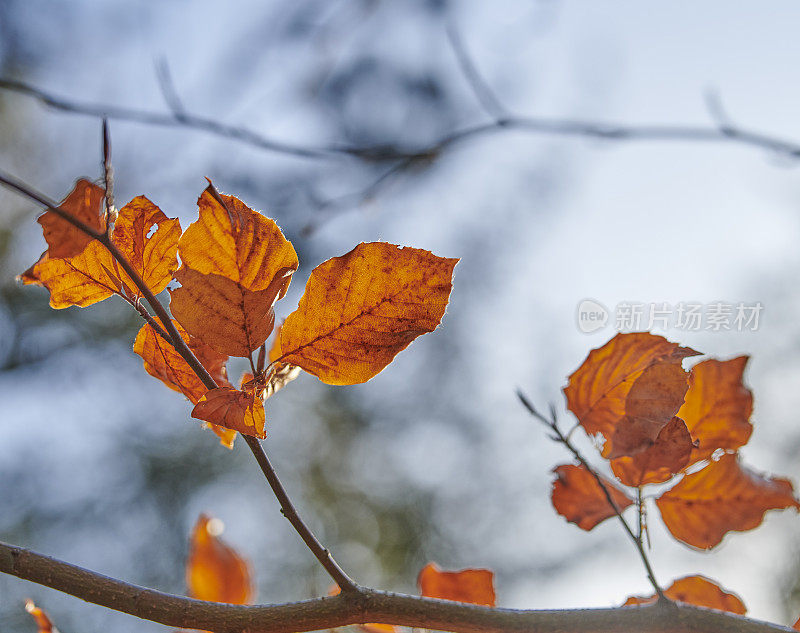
[170,183,298,357]
[418,563,496,606]
[21,193,180,309]
[677,356,753,463]
[192,386,266,439]
[133,320,235,448]
[178,184,298,292]
[623,574,746,615]
[171,268,287,357]
[611,416,695,486]
[110,195,181,296]
[25,600,56,633]
[38,178,105,259]
[656,452,800,549]
[187,514,253,604]
[794,615,800,631]
[551,464,633,531]
[276,242,458,385]
[564,333,699,457]
[19,241,121,308]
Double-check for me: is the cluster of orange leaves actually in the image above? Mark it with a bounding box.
[20,179,457,447]
[552,331,800,616]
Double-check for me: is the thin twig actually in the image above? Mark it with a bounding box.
[102,118,114,238]
[242,435,358,592]
[154,57,186,117]
[516,390,665,600]
[4,77,800,165]
[3,539,794,633]
[446,23,508,122]
[0,168,357,591]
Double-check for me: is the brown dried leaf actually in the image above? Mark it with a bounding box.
[551,464,633,530]
[611,416,695,486]
[192,386,266,439]
[38,178,105,259]
[276,242,458,385]
[564,333,699,456]
[656,453,800,549]
[624,574,746,614]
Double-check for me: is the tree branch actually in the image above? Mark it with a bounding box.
[0,540,793,633]
[4,76,800,164]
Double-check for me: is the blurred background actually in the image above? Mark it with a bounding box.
[3,1,800,631]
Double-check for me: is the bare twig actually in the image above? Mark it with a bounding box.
[1,169,356,591]
[2,540,794,633]
[446,23,508,122]
[516,390,665,600]
[102,118,114,238]
[154,57,186,118]
[4,77,800,166]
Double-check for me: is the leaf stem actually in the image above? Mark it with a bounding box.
[516,390,665,600]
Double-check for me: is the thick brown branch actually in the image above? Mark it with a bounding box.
[0,541,793,633]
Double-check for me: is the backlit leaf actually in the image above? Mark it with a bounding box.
[178,184,298,292]
[611,416,695,486]
[276,242,458,385]
[623,574,746,614]
[133,320,235,448]
[192,386,266,439]
[564,333,699,456]
[171,184,297,357]
[38,178,105,259]
[170,268,282,357]
[677,356,753,462]
[551,464,633,530]
[418,562,495,606]
[110,195,180,296]
[186,514,253,604]
[19,241,120,309]
[25,600,56,633]
[656,453,799,549]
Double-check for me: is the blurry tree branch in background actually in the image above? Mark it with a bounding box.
[3,28,800,236]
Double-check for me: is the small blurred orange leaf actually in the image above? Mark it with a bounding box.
[187,514,253,604]
[418,562,495,606]
[192,386,265,439]
[564,333,699,456]
[25,600,56,633]
[552,464,633,530]
[610,416,695,486]
[38,178,105,259]
[624,575,746,614]
[656,453,799,549]
[276,243,458,385]
[678,356,753,463]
